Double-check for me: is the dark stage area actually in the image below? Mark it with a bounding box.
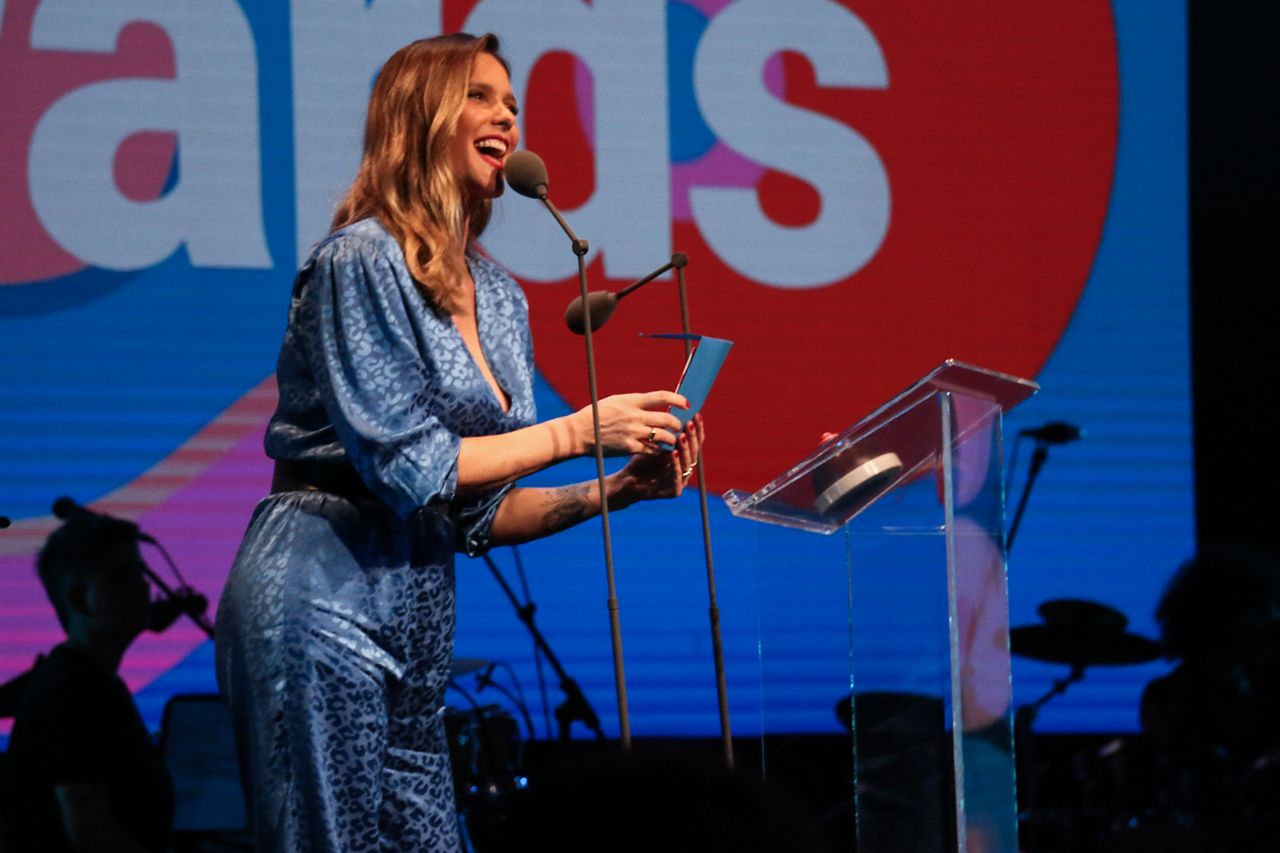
[8,723,1274,851]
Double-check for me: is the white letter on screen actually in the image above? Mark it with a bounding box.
[290,0,443,264]
[28,0,271,270]
[691,0,890,288]
[465,0,671,282]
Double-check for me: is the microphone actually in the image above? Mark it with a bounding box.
[1019,422,1083,444]
[52,497,157,544]
[564,291,619,334]
[563,253,690,334]
[504,150,549,200]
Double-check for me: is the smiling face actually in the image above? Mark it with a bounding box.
[452,51,520,202]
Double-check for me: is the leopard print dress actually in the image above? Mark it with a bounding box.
[216,219,535,852]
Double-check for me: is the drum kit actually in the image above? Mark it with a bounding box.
[444,657,530,851]
[1008,598,1280,850]
[1010,598,1166,851]
[449,596,1271,850]
[445,657,528,798]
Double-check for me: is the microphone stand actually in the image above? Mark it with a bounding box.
[680,268,742,768]
[571,254,736,768]
[529,190,633,748]
[675,258,737,763]
[480,553,605,742]
[1006,441,1049,553]
[669,256,735,769]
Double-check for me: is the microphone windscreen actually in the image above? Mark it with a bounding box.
[505,150,549,199]
[1020,422,1083,444]
[565,291,619,334]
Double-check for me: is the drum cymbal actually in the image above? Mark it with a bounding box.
[450,657,489,677]
[1010,625,1161,666]
[1037,598,1128,633]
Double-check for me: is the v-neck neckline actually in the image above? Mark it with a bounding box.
[458,258,512,415]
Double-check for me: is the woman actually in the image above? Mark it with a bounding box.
[215,33,702,851]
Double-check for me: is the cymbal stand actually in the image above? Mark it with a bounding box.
[1014,662,1086,846]
[1016,661,1086,729]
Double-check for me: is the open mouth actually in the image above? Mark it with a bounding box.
[475,137,509,168]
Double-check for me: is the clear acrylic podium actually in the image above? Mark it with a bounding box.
[724,361,1037,853]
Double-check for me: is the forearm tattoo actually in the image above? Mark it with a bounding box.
[542,483,594,533]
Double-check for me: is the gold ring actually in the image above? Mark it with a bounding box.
[682,466,694,479]
[647,428,657,443]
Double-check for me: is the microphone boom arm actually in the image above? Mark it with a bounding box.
[617,253,684,299]
[536,193,586,255]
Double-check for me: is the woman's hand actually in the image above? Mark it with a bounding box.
[489,416,706,546]
[458,391,686,494]
[612,415,705,507]
[576,391,688,457]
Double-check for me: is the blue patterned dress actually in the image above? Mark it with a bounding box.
[215,218,536,852]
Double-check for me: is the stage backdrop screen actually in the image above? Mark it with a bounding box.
[1,0,1188,740]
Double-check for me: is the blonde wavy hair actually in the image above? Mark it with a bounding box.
[331,33,506,314]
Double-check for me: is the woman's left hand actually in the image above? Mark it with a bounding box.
[613,415,705,507]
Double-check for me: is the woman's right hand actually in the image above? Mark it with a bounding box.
[576,391,688,456]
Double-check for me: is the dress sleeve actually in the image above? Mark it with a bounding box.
[451,486,511,557]
[296,234,462,519]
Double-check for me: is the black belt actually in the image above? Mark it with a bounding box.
[271,459,377,503]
